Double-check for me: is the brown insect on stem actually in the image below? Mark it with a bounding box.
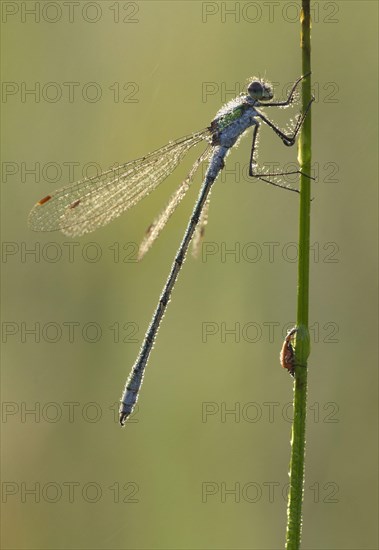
[280,328,298,376]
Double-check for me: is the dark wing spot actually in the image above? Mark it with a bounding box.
[38,195,52,205]
[145,223,154,235]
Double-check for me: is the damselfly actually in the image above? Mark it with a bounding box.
[29,73,314,426]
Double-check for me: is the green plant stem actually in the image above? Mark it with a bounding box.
[285,1,312,548]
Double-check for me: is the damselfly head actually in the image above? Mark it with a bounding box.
[247,80,273,101]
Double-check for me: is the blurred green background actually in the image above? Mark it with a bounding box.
[1,1,378,549]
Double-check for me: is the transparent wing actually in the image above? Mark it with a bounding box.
[28,129,210,237]
[192,194,211,258]
[138,146,212,260]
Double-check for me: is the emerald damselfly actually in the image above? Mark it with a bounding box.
[29,73,313,426]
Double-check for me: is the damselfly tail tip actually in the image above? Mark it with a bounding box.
[119,411,128,427]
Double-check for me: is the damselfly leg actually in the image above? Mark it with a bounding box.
[249,88,315,192]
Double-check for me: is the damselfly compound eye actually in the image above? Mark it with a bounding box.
[247,80,264,99]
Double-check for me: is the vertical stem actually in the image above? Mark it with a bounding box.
[285,1,312,548]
